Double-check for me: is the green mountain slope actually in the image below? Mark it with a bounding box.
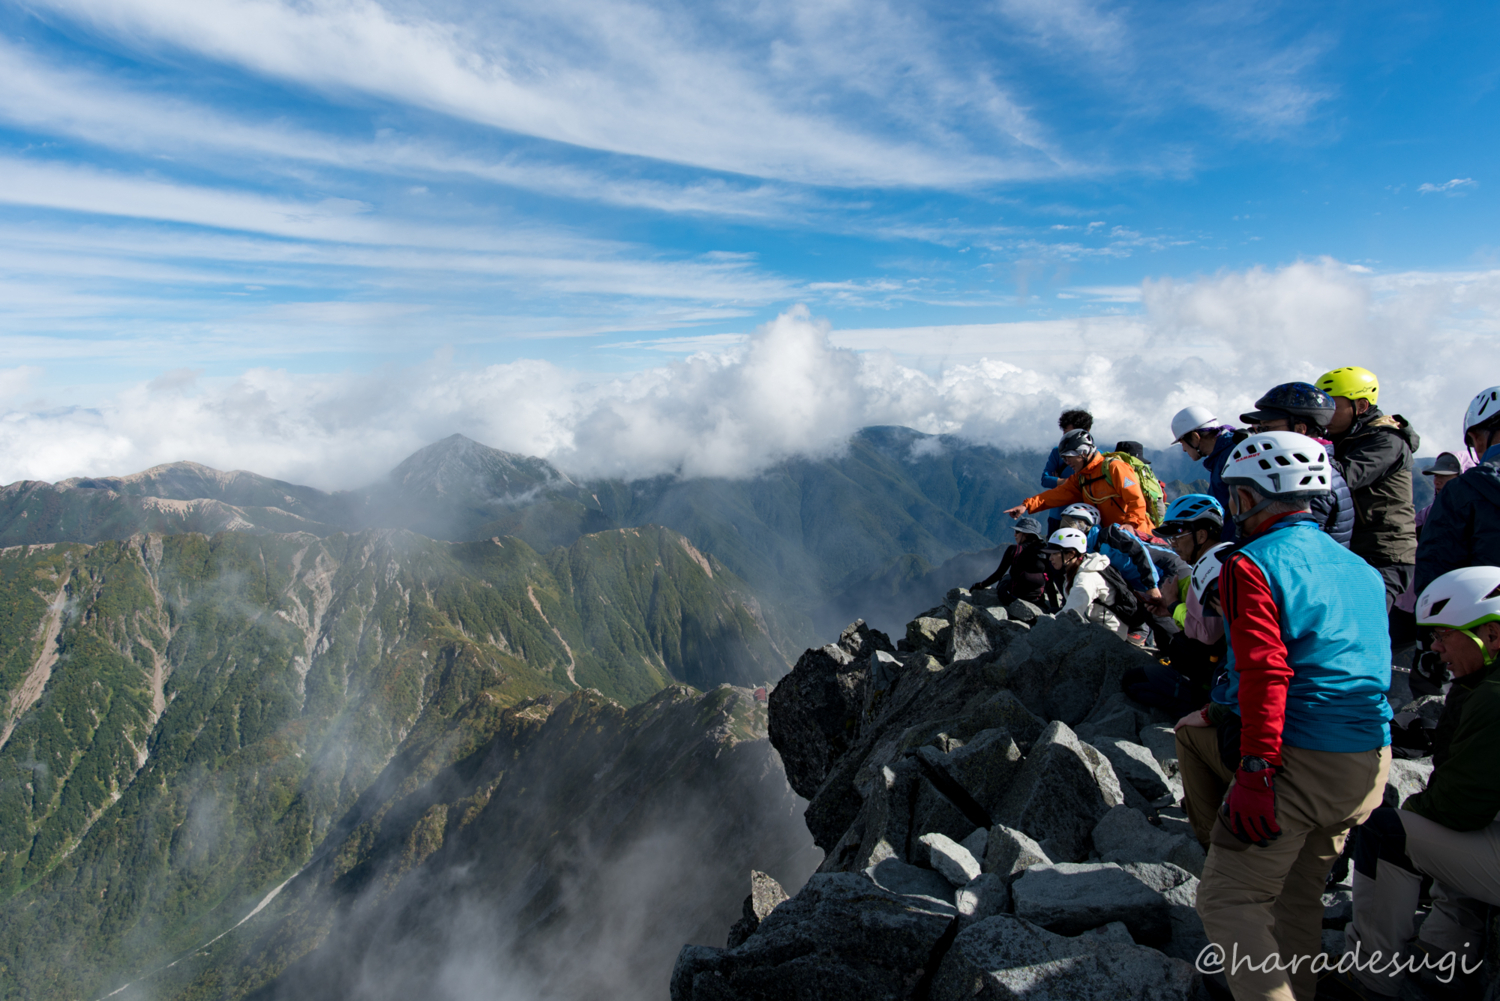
[107,685,815,1001]
[0,526,789,1000]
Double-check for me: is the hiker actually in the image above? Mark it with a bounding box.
[1173,431,1391,1001]
[1149,494,1230,644]
[1415,387,1500,599]
[1394,452,1473,694]
[1125,536,1233,716]
[1238,381,1354,548]
[1316,365,1419,610]
[1322,566,1500,1000]
[1170,405,1244,542]
[1038,527,1133,638]
[1055,503,1166,601]
[1040,410,1093,488]
[1005,430,1155,536]
[970,517,1050,605]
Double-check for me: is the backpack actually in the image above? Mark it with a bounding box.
[1096,562,1147,628]
[1104,451,1167,526]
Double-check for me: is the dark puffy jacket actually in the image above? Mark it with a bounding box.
[1330,408,1419,565]
[1203,429,1247,542]
[1415,447,1500,596]
[1308,444,1354,548]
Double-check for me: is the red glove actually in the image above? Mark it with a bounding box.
[1223,758,1281,847]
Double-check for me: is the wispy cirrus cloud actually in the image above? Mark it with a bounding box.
[1418,178,1477,195]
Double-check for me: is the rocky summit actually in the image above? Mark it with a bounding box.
[672,590,1442,1001]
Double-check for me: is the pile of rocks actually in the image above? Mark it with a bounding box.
[672,589,1437,1000]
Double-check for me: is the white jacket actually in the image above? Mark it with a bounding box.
[1059,552,1129,637]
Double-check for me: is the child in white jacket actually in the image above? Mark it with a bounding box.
[1042,527,1130,638]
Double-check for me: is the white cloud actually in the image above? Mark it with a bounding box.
[31,0,1066,188]
[0,260,1494,489]
[1418,178,1477,195]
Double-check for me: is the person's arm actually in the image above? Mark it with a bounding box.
[1102,524,1158,588]
[1060,572,1099,620]
[1015,475,1085,516]
[1040,447,1062,489]
[1404,683,1500,831]
[1221,552,1290,767]
[1335,427,1407,493]
[973,545,1017,590]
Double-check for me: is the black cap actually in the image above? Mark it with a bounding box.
[1113,440,1150,464]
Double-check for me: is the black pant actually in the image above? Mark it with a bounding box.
[1373,563,1413,613]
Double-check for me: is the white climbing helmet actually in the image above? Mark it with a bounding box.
[1171,405,1219,443]
[1416,566,1500,632]
[1190,543,1235,604]
[1462,386,1500,442]
[1059,503,1101,528]
[1221,431,1332,501]
[1042,527,1088,554]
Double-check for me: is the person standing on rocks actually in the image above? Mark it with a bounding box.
[970,516,1050,605]
[1173,431,1392,1001]
[1005,430,1155,536]
[1238,381,1354,549]
[1321,566,1500,1001]
[1316,365,1419,611]
[1039,527,1133,638]
[1170,405,1246,542]
[1039,409,1093,488]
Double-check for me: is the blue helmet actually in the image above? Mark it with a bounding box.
[1158,493,1224,533]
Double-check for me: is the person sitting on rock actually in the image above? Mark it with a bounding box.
[1124,494,1232,714]
[1006,430,1154,537]
[1321,566,1500,1001]
[1173,431,1392,1001]
[1170,404,1247,542]
[1039,409,1092,488]
[1394,451,1472,696]
[1055,502,1168,605]
[1039,527,1132,638]
[970,516,1050,605]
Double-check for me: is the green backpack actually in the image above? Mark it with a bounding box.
[1104,451,1167,526]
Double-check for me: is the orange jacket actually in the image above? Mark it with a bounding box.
[1021,453,1154,536]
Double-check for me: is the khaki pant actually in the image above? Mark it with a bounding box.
[1195,743,1391,1001]
[1177,723,1235,847]
[1345,811,1500,996]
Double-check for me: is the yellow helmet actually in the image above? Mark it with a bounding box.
[1315,366,1379,404]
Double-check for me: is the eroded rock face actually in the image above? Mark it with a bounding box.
[695,600,1209,1000]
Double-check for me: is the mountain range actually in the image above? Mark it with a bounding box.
[0,426,1223,999]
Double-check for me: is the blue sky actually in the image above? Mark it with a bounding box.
[0,0,1496,484]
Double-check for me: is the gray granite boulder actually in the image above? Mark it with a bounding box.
[1383,757,1433,809]
[1004,599,1044,624]
[948,602,1029,664]
[920,832,982,887]
[1090,737,1178,802]
[726,871,790,948]
[994,721,1124,861]
[906,616,953,658]
[930,914,1200,1000]
[863,857,958,912]
[1010,862,1173,945]
[1138,723,1182,778]
[982,824,1051,882]
[671,872,955,1000]
[919,726,1023,821]
[1119,862,1206,963]
[1091,806,1205,877]
[983,612,1157,725]
[956,873,1009,928]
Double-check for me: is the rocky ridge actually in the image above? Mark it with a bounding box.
[672,590,1456,1001]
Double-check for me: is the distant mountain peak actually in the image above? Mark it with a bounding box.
[388,434,574,500]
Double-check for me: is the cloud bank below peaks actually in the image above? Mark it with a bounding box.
[0,259,1495,489]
